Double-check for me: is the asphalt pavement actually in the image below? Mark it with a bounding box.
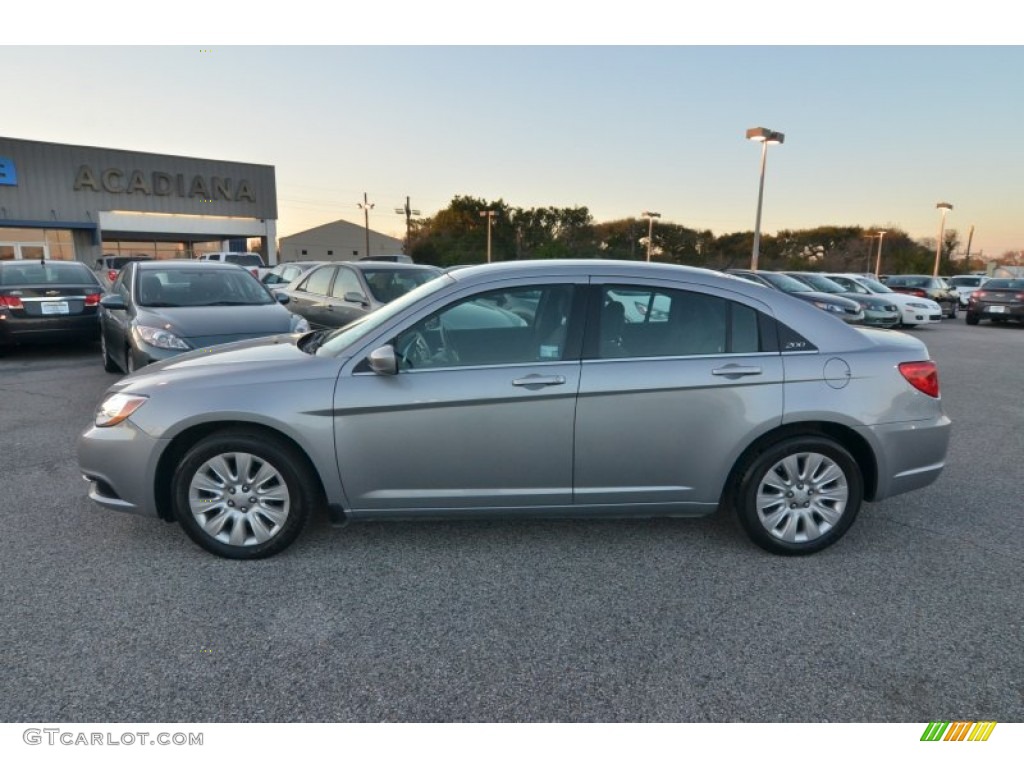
[0,321,1021,722]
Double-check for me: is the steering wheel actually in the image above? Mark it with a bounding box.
[397,331,432,369]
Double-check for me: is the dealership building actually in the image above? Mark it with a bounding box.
[0,137,278,266]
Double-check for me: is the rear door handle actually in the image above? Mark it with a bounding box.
[711,365,763,378]
[512,374,566,389]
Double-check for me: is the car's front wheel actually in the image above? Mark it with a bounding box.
[172,431,316,559]
[734,437,863,555]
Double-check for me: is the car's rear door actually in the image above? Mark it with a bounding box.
[573,279,784,511]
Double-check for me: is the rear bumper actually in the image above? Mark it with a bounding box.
[860,414,952,501]
[0,314,99,344]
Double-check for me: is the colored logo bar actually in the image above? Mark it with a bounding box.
[0,156,17,186]
[921,721,997,741]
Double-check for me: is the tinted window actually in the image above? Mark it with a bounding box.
[301,267,335,296]
[597,285,761,359]
[225,254,264,267]
[0,262,97,286]
[982,279,1024,290]
[949,276,984,288]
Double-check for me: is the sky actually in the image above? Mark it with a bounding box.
[3,7,1022,259]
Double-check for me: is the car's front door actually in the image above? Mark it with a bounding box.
[573,280,785,510]
[333,281,584,513]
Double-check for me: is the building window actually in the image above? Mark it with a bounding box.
[301,249,307,256]
[327,250,333,256]
[352,250,358,256]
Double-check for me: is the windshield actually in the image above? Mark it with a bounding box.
[135,268,274,307]
[983,279,1024,290]
[790,273,847,293]
[950,276,984,288]
[315,274,455,356]
[857,277,893,294]
[758,272,815,293]
[225,254,265,267]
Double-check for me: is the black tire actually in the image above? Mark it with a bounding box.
[100,333,120,373]
[733,436,863,556]
[172,430,317,559]
[947,303,957,319]
[965,312,979,326]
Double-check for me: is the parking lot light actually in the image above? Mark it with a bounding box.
[641,211,661,262]
[933,202,953,277]
[746,126,785,271]
[875,231,887,277]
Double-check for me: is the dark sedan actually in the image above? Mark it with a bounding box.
[0,260,103,349]
[283,261,442,330]
[98,260,310,373]
[885,275,959,318]
[965,278,1024,325]
[726,269,866,324]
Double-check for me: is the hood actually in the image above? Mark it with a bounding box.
[135,304,298,345]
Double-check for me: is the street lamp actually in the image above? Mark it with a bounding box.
[933,202,953,277]
[479,209,496,263]
[641,211,661,262]
[394,196,420,253]
[357,192,375,259]
[874,231,887,277]
[746,126,785,271]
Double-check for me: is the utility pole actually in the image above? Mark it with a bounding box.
[394,196,420,254]
[964,224,975,268]
[358,192,375,258]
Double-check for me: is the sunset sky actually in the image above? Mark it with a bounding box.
[3,14,1019,259]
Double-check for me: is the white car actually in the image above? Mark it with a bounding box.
[825,274,942,328]
[948,274,988,308]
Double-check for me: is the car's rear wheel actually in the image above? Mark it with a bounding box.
[947,303,957,319]
[172,431,316,559]
[100,333,119,373]
[734,437,863,555]
[965,312,979,325]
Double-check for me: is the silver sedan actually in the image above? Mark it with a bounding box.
[78,260,951,559]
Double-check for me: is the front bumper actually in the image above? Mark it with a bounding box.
[77,418,168,519]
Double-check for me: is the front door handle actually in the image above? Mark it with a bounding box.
[512,374,566,389]
[711,364,762,378]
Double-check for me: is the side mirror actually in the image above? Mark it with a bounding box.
[274,292,290,304]
[367,345,398,376]
[344,291,370,307]
[99,294,126,310]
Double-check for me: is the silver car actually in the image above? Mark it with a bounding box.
[78,261,951,559]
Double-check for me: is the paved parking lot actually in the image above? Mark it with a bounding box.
[1,321,1022,722]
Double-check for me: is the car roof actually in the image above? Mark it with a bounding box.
[136,259,245,271]
[340,262,441,273]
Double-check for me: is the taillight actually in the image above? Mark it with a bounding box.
[972,290,985,299]
[107,269,118,283]
[1016,292,1024,301]
[899,361,940,398]
[0,294,24,309]
[84,293,101,307]
[910,288,927,298]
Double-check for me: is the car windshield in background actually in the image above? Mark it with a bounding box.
[858,277,894,293]
[225,254,264,267]
[792,274,847,293]
[889,276,931,288]
[361,268,440,303]
[983,279,1024,291]
[757,272,815,292]
[950,276,985,289]
[136,269,274,307]
[0,262,97,286]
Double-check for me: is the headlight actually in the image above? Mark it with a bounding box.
[95,393,148,427]
[291,314,310,333]
[134,324,190,350]
[812,301,846,314]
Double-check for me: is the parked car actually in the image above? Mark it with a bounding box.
[948,274,988,308]
[359,254,414,264]
[884,275,959,318]
[282,261,442,330]
[0,259,103,349]
[78,260,950,560]
[197,252,266,278]
[94,254,153,288]
[783,272,900,328]
[964,278,1024,325]
[97,260,309,374]
[824,274,943,328]
[260,260,325,288]
[726,269,866,324]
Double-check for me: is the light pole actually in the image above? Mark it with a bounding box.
[641,211,661,262]
[479,209,496,263]
[862,233,876,274]
[358,192,375,259]
[933,202,953,277]
[746,126,785,271]
[394,196,420,254]
[874,231,887,277]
